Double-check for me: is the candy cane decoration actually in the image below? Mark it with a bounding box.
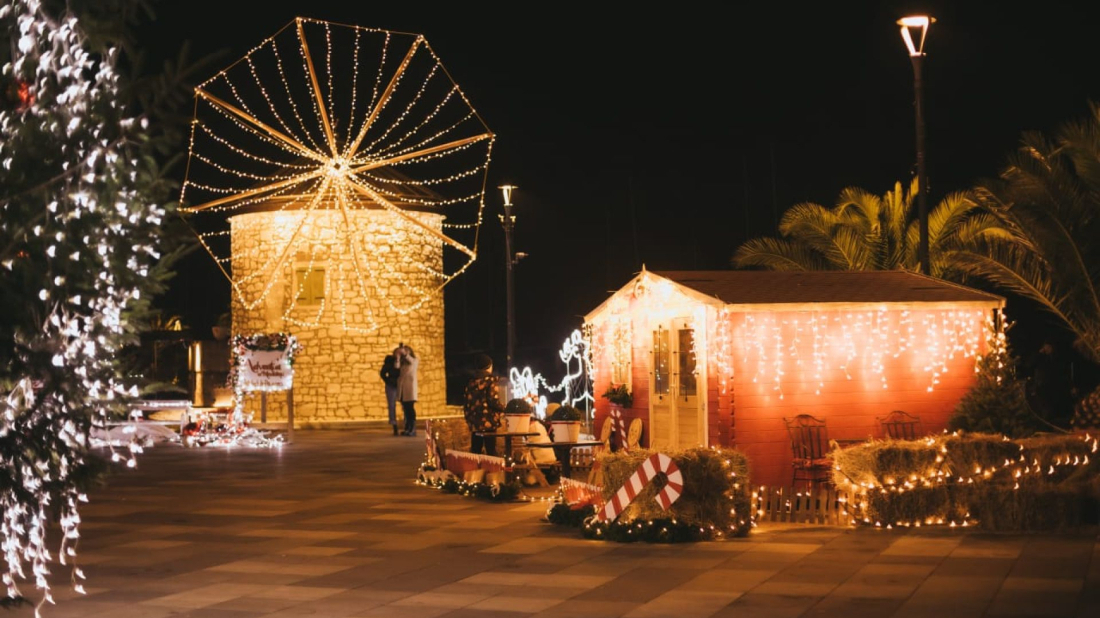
[609,407,628,451]
[595,453,682,522]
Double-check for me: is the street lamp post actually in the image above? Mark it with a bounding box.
[898,15,934,276]
[499,184,518,371]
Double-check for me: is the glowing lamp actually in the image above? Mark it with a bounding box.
[897,15,934,57]
[499,184,517,208]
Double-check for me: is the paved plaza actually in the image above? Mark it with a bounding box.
[16,426,1100,618]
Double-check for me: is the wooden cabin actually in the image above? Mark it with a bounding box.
[585,269,1005,486]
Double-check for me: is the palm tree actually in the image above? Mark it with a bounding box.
[944,104,1100,364]
[733,180,999,278]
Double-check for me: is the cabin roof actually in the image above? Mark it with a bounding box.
[654,270,1005,305]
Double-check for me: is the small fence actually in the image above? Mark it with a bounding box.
[753,485,855,526]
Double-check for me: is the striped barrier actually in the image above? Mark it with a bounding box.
[560,477,604,509]
[444,450,506,474]
[596,452,682,522]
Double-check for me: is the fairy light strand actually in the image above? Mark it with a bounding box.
[181,19,493,334]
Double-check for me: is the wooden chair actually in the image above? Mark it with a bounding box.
[783,414,833,488]
[877,410,922,440]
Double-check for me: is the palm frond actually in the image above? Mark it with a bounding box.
[834,187,882,233]
[777,202,869,269]
[927,191,980,252]
[732,237,828,271]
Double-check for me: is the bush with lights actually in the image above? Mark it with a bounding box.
[832,432,1100,531]
[547,447,753,542]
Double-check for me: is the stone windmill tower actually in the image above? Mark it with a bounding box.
[180,19,493,423]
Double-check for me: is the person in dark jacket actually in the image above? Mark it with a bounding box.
[380,351,401,436]
[464,354,503,455]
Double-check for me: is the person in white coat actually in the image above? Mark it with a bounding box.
[397,345,420,436]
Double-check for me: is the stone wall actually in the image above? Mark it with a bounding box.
[229,209,446,423]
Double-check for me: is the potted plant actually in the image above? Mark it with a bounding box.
[503,398,533,434]
[601,383,632,451]
[550,404,583,443]
[602,383,633,409]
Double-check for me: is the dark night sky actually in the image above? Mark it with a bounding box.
[142,1,1100,377]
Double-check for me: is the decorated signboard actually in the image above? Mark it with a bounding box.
[231,332,301,393]
[226,333,303,441]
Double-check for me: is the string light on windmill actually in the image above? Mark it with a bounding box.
[179,18,494,333]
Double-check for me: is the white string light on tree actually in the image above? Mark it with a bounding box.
[2,0,168,611]
[180,18,494,333]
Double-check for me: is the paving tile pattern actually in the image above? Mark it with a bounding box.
[12,427,1099,617]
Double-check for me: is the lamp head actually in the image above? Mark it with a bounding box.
[897,15,934,57]
[499,184,517,207]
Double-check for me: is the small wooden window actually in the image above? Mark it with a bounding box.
[294,267,325,305]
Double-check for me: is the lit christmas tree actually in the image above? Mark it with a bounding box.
[1,0,175,610]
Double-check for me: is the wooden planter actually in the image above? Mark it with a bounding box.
[551,421,581,443]
[504,413,531,434]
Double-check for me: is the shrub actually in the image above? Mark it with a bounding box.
[595,447,752,538]
[550,405,583,422]
[948,323,1045,438]
[602,383,633,408]
[504,398,532,416]
[949,379,1042,438]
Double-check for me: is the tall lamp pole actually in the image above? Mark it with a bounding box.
[898,15,934,276]
[499,184,518,370]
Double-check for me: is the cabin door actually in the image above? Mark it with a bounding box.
[671,317,702,447]
[649,318,703,448]
[649,325,673,449]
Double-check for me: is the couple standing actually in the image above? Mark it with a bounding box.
[381,344,419,436]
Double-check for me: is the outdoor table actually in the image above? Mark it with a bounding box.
[527,440,605,479]
[471,431,538,460]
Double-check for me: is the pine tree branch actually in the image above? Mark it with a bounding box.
[0,135,129,263]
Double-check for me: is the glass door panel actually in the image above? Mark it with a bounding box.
[650,326,672,448]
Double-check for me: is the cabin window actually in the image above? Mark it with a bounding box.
[653,327,670,395]
[677,326,697,396]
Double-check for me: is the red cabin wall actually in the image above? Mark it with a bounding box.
[592,331,651,446]
[591,304,992,487]
[729,308,991,486]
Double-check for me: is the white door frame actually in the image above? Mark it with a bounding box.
[648,316,708,448]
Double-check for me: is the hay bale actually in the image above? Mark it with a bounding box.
[833,432,1100,530]
[832,439,938,488]
[432,418,471,453]
[967,484,1099,531]
[861,486,966,526]
[598,447,752,536]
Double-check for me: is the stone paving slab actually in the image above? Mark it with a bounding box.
[7,427,1098,617]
